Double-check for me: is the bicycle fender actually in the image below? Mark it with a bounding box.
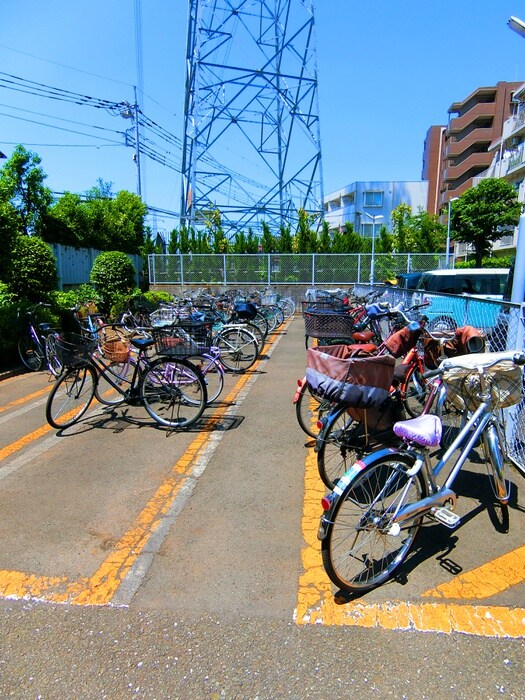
[317,447,414,541]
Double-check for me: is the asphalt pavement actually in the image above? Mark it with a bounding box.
[0,316,523,699]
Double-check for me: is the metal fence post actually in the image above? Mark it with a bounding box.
[223,254,227,286]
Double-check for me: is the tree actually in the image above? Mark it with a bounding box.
[7,236,58,300]
[260,221,275,252]
[452,179,521,266]
[0,200,19,280]
[0,145,53,236]
[406,210,445,253]
[391,203,412,253]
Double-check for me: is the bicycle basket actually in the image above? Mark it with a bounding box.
[101,338,130,363]
[55,333,98,368]
[303,310,357,339]
[306,344,395,408]
[443,361,523,411]
[153,321,213,357]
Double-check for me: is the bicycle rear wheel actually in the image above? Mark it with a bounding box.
[402,365,428,417]
[215,327,259,372]
[18,333,44,371]
[46,365,96,429]
[321,453,427,592]
[186,354,224,403]
[141,357,207,428]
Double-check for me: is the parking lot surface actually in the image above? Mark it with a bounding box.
[0,316,523,699]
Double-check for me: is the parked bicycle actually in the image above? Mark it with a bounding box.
[45,323,208,430]
[313,323,485,490]
[318,349,525,593]
[17,302,62,376]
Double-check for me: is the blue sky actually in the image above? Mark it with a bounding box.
[1,1,525,236]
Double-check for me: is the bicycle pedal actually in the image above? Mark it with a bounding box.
[430,507,461,529]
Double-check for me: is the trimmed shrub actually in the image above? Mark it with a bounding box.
[6,236,58,301]
[90,251,136,314]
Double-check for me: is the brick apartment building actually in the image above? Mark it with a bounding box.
[423,81,521,217]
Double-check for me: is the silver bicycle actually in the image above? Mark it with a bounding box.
[319,350,525,593]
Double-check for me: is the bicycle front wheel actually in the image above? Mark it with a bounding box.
[141,358,207,428]
[316,406,361,489]
[321,453,427,592]
[295,382,328,440]
[46,365,96,429]
[95,357,137,406]
[45,333,63,377]
[18,333,44,371]
[215,328,259,372]
[402,364,428,417]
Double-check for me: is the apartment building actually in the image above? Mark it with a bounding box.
[466,80,525,258]
[424,81,520,217]
[323,180,428,238]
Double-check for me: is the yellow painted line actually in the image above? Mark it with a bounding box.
[295,422,525,638]
[422,545,525,600]
[0,386,51,414]
[0,424,54,462]
[0,322,288,605]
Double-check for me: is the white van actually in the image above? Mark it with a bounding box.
[417,269,508,297]
[412,268,509,331]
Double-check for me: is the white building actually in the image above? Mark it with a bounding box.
[324,180,429,238]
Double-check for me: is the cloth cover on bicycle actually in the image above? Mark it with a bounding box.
[382,324,423,358]
[234,302,258,320]
[306,344,395,408]
[423,325,485,369]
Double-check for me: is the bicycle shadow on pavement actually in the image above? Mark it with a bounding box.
[50,402,246,437]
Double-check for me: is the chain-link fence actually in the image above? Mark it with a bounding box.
[148,252,446,287]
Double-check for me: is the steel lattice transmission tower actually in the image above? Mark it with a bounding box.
[180,0,324,235]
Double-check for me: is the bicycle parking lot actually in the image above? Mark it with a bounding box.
[0,316,524,697]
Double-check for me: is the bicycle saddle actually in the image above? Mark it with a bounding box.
[393,414,442,448]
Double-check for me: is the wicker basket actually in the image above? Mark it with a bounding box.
[153,321,213,357]
[56,333,98,367]
[443,362,523,412]
[304,310,356,339]
[102,338,131,363]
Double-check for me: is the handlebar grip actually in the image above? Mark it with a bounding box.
[422,368,443,379]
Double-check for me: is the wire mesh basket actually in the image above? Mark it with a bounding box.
[260,293,278,306]
[55,333,98,368]
[303,310,357,339]
[443,362,523,412]
[153,321,213,357]
[150,307,183,326]
[301,300,346,314]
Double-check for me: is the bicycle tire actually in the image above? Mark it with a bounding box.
[321,452,427,592]
[186,354,224,404]
[214,327,259,372]
[140,357,207,428]
[402,364,428,417]
[295,382,328,439]
[45,333,63,377]
[436,394,467,450]
[316,406,361,489]
[95,357,137,406]
[18,333,44,371]
[243,321,265,350]
[45,365,96,429]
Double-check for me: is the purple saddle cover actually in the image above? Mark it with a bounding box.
[393,415,442,447]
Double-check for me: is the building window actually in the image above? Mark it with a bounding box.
[363,191,383,207]
[362,223,374,238]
